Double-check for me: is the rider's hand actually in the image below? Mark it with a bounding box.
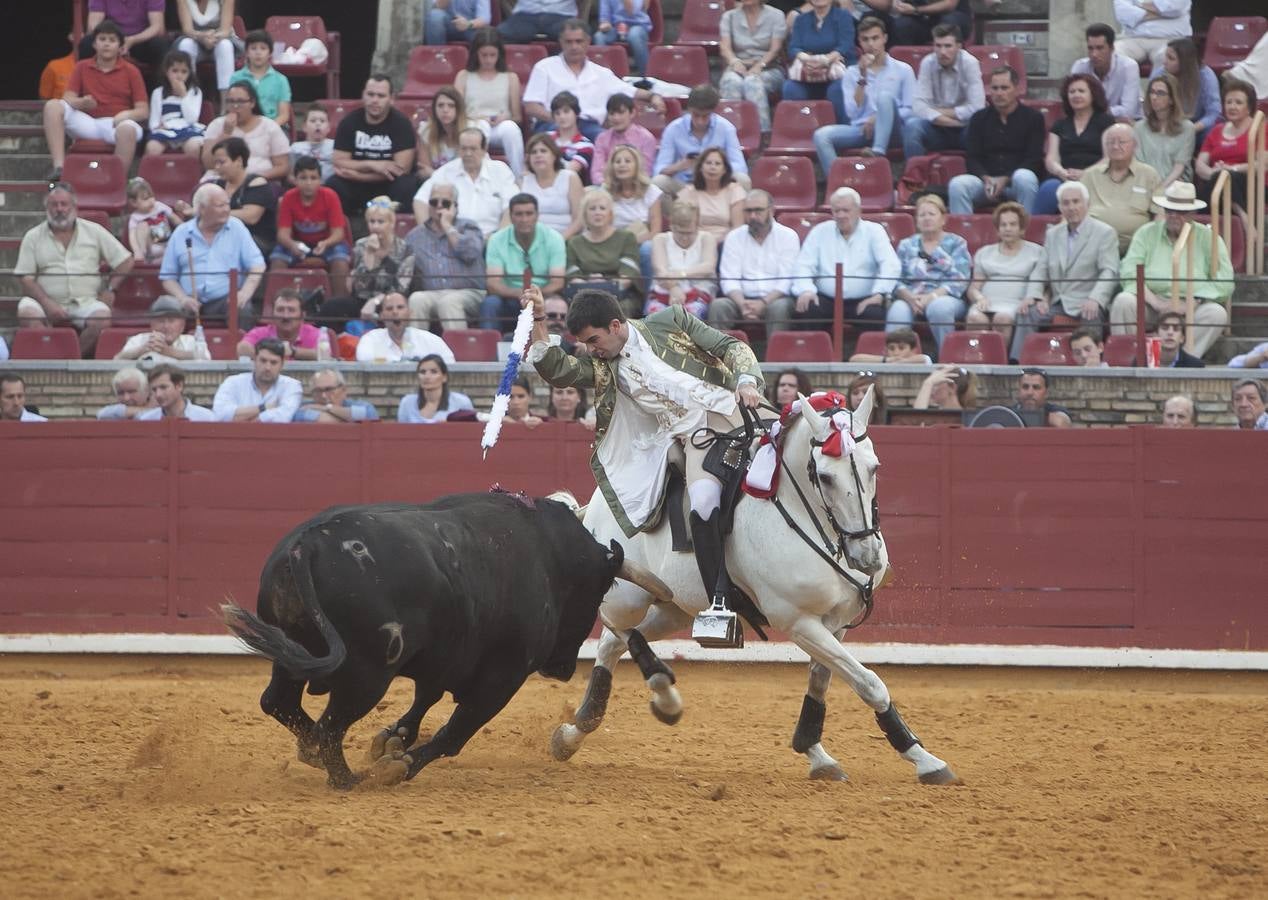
[737,383,761,409]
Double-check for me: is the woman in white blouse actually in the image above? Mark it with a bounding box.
[517,132,582,238]
[964,201,1047,362]
[648,201,718,318]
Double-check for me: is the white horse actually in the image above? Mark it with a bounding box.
[551,387,958,784]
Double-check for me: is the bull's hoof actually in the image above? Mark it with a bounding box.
[368,728,392,762]
[809,763,849,782]
[918,765,961,786]
[360,752,410,789]
[297,742,323,769]
[550,723,583,762]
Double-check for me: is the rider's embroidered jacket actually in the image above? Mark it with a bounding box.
[530,305,765,537]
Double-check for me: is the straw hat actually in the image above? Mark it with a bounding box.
[1152,181,1207,212]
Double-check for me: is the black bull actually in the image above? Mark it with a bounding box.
[223,492,671,789]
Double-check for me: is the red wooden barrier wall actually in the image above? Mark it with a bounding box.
[1,423,1265,650]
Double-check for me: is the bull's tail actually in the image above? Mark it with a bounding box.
[221,543,347,679]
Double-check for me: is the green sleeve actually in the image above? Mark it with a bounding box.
[533,344,598,388]
[670,306,765,392]
[1119,226,1149,284]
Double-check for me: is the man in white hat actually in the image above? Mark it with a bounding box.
[114,296,197,363]
[1109,181,1233,359]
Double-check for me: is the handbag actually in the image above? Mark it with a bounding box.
[788,55,845,84]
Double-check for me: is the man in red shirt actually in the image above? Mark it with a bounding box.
[269,156,351,296]
[43,20,148,181]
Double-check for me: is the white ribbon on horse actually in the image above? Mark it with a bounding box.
[745,419,781,496]
[480,304,537,458]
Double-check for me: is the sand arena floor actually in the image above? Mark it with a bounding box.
[1,655,1265,899]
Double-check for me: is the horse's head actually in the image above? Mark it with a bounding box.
[795,387,884,574]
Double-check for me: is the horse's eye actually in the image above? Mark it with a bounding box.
[817,473,835,488]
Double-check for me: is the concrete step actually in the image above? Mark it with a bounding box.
[0,210,49,235]
[0,154,62,181]
[0,184,54,211]
[0,242,19,269]
[0,104,45,127]
[0,127,49,155]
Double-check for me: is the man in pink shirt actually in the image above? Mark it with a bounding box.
[590,94,657,186]
[235,288,329,360]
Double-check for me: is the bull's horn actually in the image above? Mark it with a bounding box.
[617,558,674,604]
[798,392,833,442]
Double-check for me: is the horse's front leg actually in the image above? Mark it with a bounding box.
[792,647,849,781]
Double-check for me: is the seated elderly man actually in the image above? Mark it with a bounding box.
[1082,124,1160,252]
[482,192,566,333]
[236,287,328,360]
[292,368,380,423]
[114,296,197,363]
[1160,394,1196,428]
[712,190,800,335]
[1011,181,1119,361]
[160,183,266,326]
[137,364,215,421]
[355,292,456,364]
[16,181,134,358]
[1110,182,1233,360]
[404,181,487,332]
[212,338,302,422]
[1231,379,1268,430]
[791,187,900,332]
[1,373,48,422]
[96,366,154,420]
[413,129,518,238]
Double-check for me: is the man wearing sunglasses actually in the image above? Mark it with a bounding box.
[404,182,487,332]
[412,128,518,238]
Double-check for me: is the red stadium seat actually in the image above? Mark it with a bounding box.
[394,214,417,240]
[777,210,830,242]
[766,100,836,158]
[826,157,894,212]
[444,328,500,361]
[113,268,163,313]
[945,214,996,257]
[1202,17,1268,74]
[76,208,113,231]
[1025,214,1060,245]
[715,99,761,157]
[265,16,341,99]
[586,44,630,78]
[676,0,733,52]
[401,45,469,101]
[866,211,916,247]
[315,98,364,133]
[12,328,82,359]
[63,155,127,216]
[887,46,929,75]
[263,269,331,316]
[1103,334,1140,367]
[766,331,835,363]
[1028,98,1062,131]
[505,44,548,87]
[751,156,817,213]
[928,154,967,185]
[633,97,681,138]
[722,329,750,344]
[939,330,1008,365]
[968,46,1027,96]
[647,45,710,89]
[1019,332,1073,366]
[137,155,202,211]
[201,328,239,360]
[647,0,665,44]
[1194,214,1247,273]
[394,99,427,133]
[854,329,922,357]
[94,326,137,360]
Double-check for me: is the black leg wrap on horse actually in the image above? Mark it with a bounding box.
[626,628,674,684]
[574,665,613,733]
[875,702,921,753]
[791,694,826,753]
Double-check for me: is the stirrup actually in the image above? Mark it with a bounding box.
[692,596,744,649]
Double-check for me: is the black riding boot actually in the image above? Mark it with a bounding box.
[689,510,730,606]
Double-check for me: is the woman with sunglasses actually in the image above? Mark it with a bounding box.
[886,193,971,357]
[200,81,289,181]
[1134,73,1195,192]
[344,196,416,328]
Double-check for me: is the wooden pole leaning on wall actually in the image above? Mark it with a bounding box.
[1249,111,1265,276]
[833,263,844,360]
[1210,170,1230,279]
[1171,222,1196,354]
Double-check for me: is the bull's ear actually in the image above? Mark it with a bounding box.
[606,539,625,569]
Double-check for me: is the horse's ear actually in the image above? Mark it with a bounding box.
[798,393,833,442]
[852,385,875,432]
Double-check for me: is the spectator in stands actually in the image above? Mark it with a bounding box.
[1195,79,1259,251]
[290,107,335,183]
[355,292,455,364]
[718,0,788,134]
[547,384,594,429]
[200,82,290,181]
[397,354,474,423]
[455,28,525,177]
[813,15,915,169]
[1225,30,1268,96]
[965,201,1046,358]
[1155,310,1205,368]
[160,183,266,324]
[229,30,292,130]
[293,368,380,423]
[767,368,811,407]
[39,36,77,102]
[548,92,596,184]
[235,288,327,360]
[499,0,578,43]
[606,146,662,242]
[591,94,656,187]
[270,157,351,295]
[1228,340,1268,370]
[1163,37,1220,138]
[504,374,547,427]
[846,372,886,424]
[327,74,419,217]
[425,0,491,45]
[912,365,977,411]
[1014,182,1118,360]
[713,189,798,335]
[1082,124,1161,252]
[1011,367,1072,427]
[886,194,971,354]
[850,327,933,365]
[139,363,215,421]
[80,1,169,72]
[648,201,717,319]
[1,373,48,422]
[212,338,302,422]
[783,0,856,107]
[404,181,487,331]
[902,24,984,161]
[16,182,133,358]
[653,85,751,199]
[522,19,664,140]
[566,188,642,316]
[1071,23,1142,122]
[127,176,183,264]
[1035,74,1117,215]
[414,128,518,237]
[1069,326,1107,367]
[44,20,148,182]
[1230,379,1268,430]
[96,366,153,420]
[1159,394,1196,428]
[520,133,583,237]
[417,88,471,180]
[1109,182,1232,359]
[1134,73,1195,192]
[144,50,206,159]
[678,148,748,246]
[342,197,416,325]
[594,0,652,76]
[1112,0,1192,73]
[890,0,973,48]
[792,186,899,331]
[0,335,8,362]
[947,66,1044,215]
[115,296,197,362]
[175,0,241,95]
[541,295,577,353]
[209,137,278,256]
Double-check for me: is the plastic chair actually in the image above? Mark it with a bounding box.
[1025,214,1061,245]
[887,46,929,75]
[939,330,1008,365]
[263,269,331,315]
[505,44,548,87]
[201,328,240,360]
[12,328,82,359]
[63,155,127,216]
[646,45,710,89]
[315,98,364,133]
[715,99,762,157]
[1028,98,1063,131]
[94,327,136,360]
[586,44,630,78]
[137,155,202,210]
[265,16,341,98]
[676,0,733,52]
[751,156,816,213]
[1203,17,1268,74]
[77,208,113,231]
[722,329,749,344]
[928,154,967,185]
[854,329,921,357]
[967,46,1027,96]
[777,210,831,242]
[632,97,682,138]
[944,214,997,257]
[1194,214,1246,273]
[400,45,469,100]
[826,157,895,212]
[866,211,916,247]
[112,269,164,318]
[394,214,417,239]
[1019,332,1073,366]
[766,100,836,158]
[443,328,500,361]
[766,331,835,363]
[1103,334,1139,367]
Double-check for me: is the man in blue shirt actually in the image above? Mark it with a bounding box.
[159,184,265,326]
[293,369,382,423]
[424,0,492,45]
[652,85,751,199]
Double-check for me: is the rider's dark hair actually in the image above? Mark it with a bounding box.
[565,289,626,336]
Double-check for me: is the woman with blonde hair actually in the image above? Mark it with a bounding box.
[887,193,971,355]
[648,201,717,318]
[1134,73,1196,190]
[606,145,663,241]
[347,196,416,325]
[565,187,642,316]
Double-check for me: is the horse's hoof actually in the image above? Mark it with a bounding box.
[810,764,848,782]
[648,699,683,726]
[550,724,582,762]
[368,728,392,761]
[919,766,960,786]
[360,753,408,790]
